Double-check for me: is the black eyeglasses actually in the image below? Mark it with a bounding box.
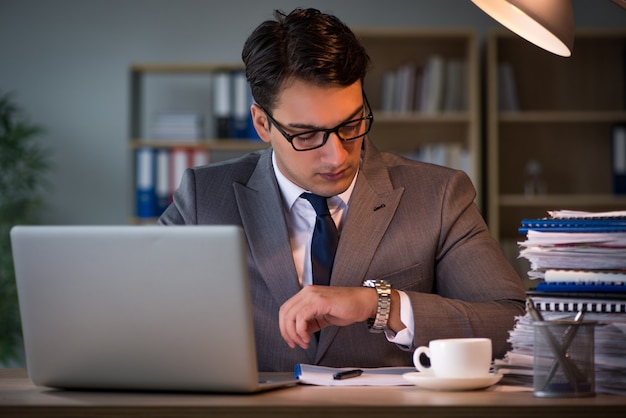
[261,94,374,151]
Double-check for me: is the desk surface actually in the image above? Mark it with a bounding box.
[1,369,625,418]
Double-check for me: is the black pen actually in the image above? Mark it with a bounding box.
[333,369,363,380]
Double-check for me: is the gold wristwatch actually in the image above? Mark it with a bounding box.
[362,279,391,333]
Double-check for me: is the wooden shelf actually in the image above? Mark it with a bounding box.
[499,194,626,207]
[485,29,626,246]
[498,111,626,123]
[355,28,481,205]
[130,63,242,73]
[374,112,472,122]
[130,139,268,151]
[129,28,482,222]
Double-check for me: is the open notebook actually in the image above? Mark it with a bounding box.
[10,225,297,392]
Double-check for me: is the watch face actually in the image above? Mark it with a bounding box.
[362,279,377,288]
[362,279,391,288]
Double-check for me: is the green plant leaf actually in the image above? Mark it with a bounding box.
[0,91,52,366]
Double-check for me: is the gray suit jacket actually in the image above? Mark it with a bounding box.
[159,139,526,372]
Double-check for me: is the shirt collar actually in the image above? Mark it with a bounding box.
[271,150,357,211]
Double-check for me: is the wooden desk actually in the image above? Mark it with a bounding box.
[1,369,625,418]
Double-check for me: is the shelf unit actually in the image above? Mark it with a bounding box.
[355,28,481,206]
[129,63,268,223]
[129,29,481,222]
[485,29,626,270]
[129,62,266,144]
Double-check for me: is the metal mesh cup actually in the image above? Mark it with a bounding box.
[533,320,596,398]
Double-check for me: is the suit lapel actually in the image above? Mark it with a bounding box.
[331,179,403,287]
[233,150,302,307]
[316,140,404,361]
[334,139,404,286]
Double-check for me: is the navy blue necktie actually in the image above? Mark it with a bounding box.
[301,193,339,286]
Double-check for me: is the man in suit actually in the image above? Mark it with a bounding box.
[159,8,526,372]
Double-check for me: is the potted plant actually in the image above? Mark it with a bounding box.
[0,91,52,367]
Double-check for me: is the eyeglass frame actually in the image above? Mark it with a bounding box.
[259,92,374,152]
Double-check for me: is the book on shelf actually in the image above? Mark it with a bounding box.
[246,109,260,140]
[134,146,212,219]
[380,70,397,113]
[155,148,170,215]
[191,147,209,167]
[213,71,232,138]
[378,55,466,114]
[171,147,211,200]
[396,63,418,113]
[419,55,445,114]
[211,70,259,140]
[497,61,519,112]
[135,147,156,219]
[442,59,467,112]
[231,70,250,139]
[612,123,626,195]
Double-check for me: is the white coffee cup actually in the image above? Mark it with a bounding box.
[413,338,492,378]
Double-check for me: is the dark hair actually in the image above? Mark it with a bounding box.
[241,8,370,111]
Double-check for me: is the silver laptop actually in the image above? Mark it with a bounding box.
[10,225,297,393]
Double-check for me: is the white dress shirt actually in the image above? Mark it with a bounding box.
[271,152,414,348]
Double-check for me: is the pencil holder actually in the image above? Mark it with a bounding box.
[532,320,596,398]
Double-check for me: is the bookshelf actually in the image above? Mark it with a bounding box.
[484,29,626,273]
[129,29,481,223]
[129,63,267,223]
[355,28,481,206]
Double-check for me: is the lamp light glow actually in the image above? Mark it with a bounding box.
[471,0,574,57]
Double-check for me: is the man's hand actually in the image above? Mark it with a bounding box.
[279,285,375,349]
[278,285,404,349]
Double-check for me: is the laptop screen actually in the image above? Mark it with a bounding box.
[10,225,292,392]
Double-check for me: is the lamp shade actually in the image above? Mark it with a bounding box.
[612,0,626,10]
[472,0,574,57]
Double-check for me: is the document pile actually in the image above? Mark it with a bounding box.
[494,210,626,395]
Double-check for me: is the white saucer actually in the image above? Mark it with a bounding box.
[402,372,502,391]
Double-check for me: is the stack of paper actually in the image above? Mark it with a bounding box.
[518,209,626,282]
[495,210,626,394]
[151,113,204,141]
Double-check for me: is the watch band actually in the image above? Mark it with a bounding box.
[362,279,391,333]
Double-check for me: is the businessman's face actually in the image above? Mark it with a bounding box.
[252,79,365,197]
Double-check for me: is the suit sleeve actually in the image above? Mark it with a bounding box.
[406,170,526,359]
